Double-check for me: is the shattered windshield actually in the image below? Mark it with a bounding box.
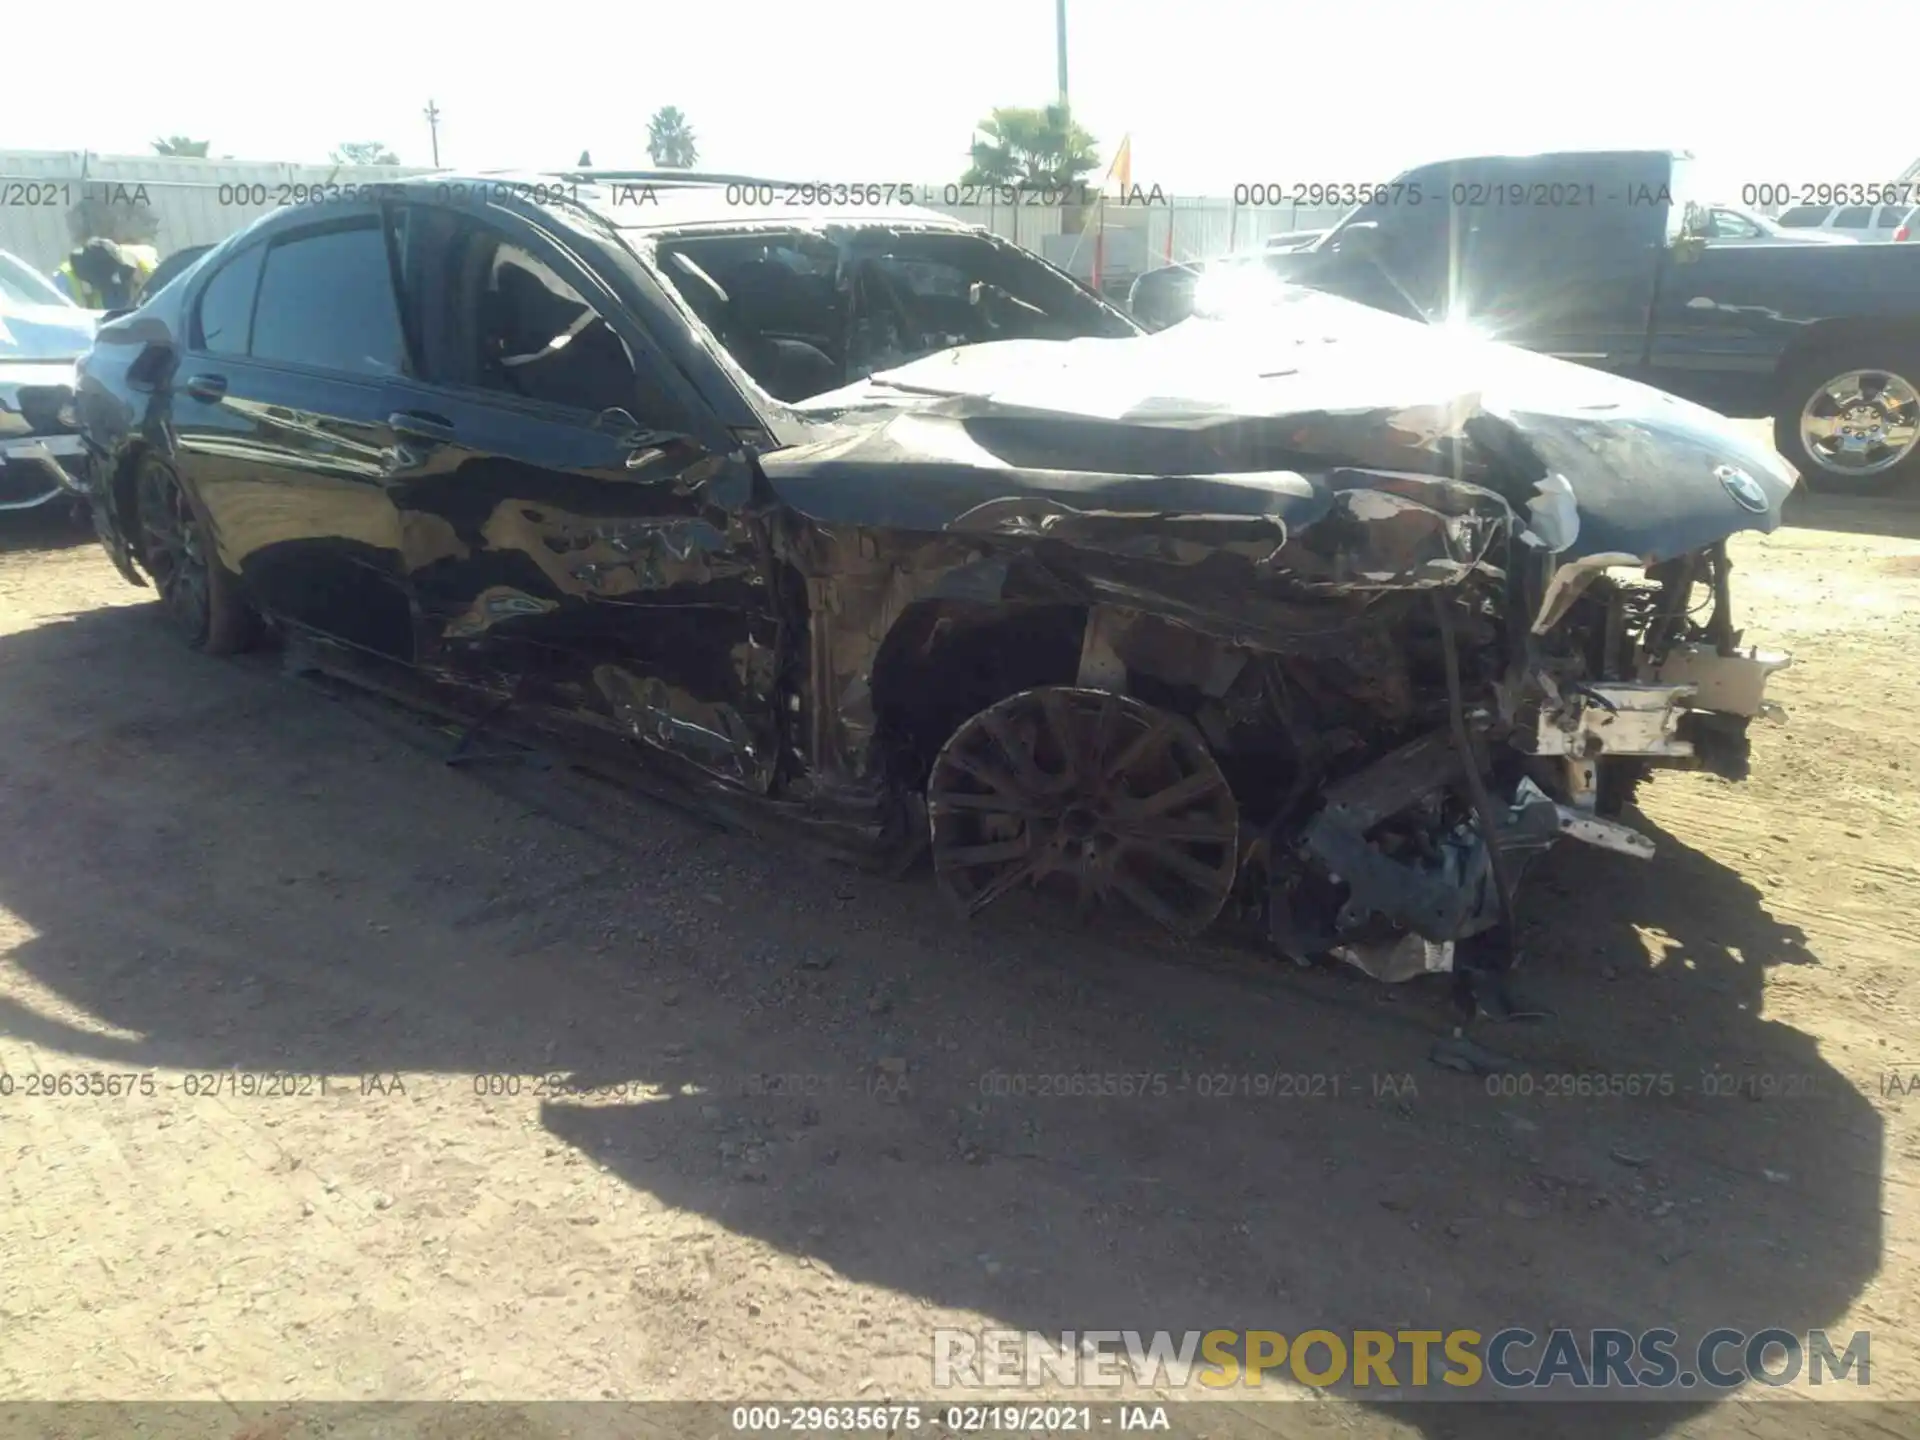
[649,226,1137,403]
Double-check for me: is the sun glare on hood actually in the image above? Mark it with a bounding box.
[1190,264,1289,319]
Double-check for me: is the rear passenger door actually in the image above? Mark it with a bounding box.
[378,201,785,794]
[173,207,416,659]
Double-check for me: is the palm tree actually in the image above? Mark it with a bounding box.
[959,104,1099,189]
[646,108,698,169]
[151,136,211,157]
[330,142,400,165]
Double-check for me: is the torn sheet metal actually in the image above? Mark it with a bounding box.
[595,661,779,794]
[1525,780,1658,860]
[1334,934,1456,985]
[1525,679,1697,760]
[783,282,1797,566]
[1643,643,1792,717]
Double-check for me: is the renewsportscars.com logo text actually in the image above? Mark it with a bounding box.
[932,1328,1871,1394]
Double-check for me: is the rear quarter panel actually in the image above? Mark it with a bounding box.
[75,299,189,583]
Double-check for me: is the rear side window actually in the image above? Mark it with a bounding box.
[195,244,264,356]
[1832,206,1874,228]
[250,218,405,376]
[1775,205,1829,227]
[1876,206,1908,228]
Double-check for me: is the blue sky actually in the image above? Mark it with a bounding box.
[12,0,1912,197]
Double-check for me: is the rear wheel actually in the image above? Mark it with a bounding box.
[927,686,1240,936]
[136,457,255,654]
[1774,347,1920,494]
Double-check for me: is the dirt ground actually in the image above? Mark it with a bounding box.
[2,463,1918,1439]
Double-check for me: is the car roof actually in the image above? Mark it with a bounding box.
[1400,148,1682,172]
[437,170,977,238]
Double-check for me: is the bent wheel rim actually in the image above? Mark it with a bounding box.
[1799,369,1920,476]
[927,686,1240,936]
[139,465,210,637]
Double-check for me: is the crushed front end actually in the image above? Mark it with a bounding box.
[1254,533,1789,985]
[761,287,1798,983]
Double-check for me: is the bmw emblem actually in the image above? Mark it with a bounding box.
[1715,464,1770,514]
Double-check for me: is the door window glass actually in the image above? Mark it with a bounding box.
[399,207,641,416]
[250,218,405,375]
[1707,209,1762,239]
[1832,206,1874,228]
[194,243,265,356]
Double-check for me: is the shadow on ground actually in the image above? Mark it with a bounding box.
[1782,485,1920,541]
[0,600,1882,1439]
[0,505,94,556]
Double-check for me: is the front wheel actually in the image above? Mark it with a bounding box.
[1774,348,1920,495]
[135,457,256,654]
[926,686,1241,936]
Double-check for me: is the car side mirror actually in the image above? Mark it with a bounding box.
[1331,221,1385,262]
[1670,234,1708,265]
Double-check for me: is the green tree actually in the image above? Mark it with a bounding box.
[646,107,698,168]
[66,195,160,247]
[150,136,210,157]
[331,141,401,165]
[578,149,594,167]
[960,104,1099,188]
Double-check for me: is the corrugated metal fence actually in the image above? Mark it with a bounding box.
[1,151,1347,290]
[0,152,430,272]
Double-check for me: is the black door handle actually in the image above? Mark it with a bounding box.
[388,410,455,442]
[185,374,227,402]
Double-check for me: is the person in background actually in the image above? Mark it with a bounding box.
[53,238,158,310]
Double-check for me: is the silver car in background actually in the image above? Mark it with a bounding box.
[0,249,79,310]
[1698,203,1859,245]
[1773,201,1919,243]
[0,252,98,514]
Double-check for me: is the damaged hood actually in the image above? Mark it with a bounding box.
[773,285,1796,564]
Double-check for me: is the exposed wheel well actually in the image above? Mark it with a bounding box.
[869,602,1087,789]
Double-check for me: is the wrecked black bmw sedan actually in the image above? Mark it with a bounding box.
[74,176,1794,986]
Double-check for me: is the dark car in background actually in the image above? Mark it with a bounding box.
[72,176,1793,990]
[138,244,215,305]
[1130,151,1920,492]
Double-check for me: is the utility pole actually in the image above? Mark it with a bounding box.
[423,99,442,167]
[1055,0,1069,110]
